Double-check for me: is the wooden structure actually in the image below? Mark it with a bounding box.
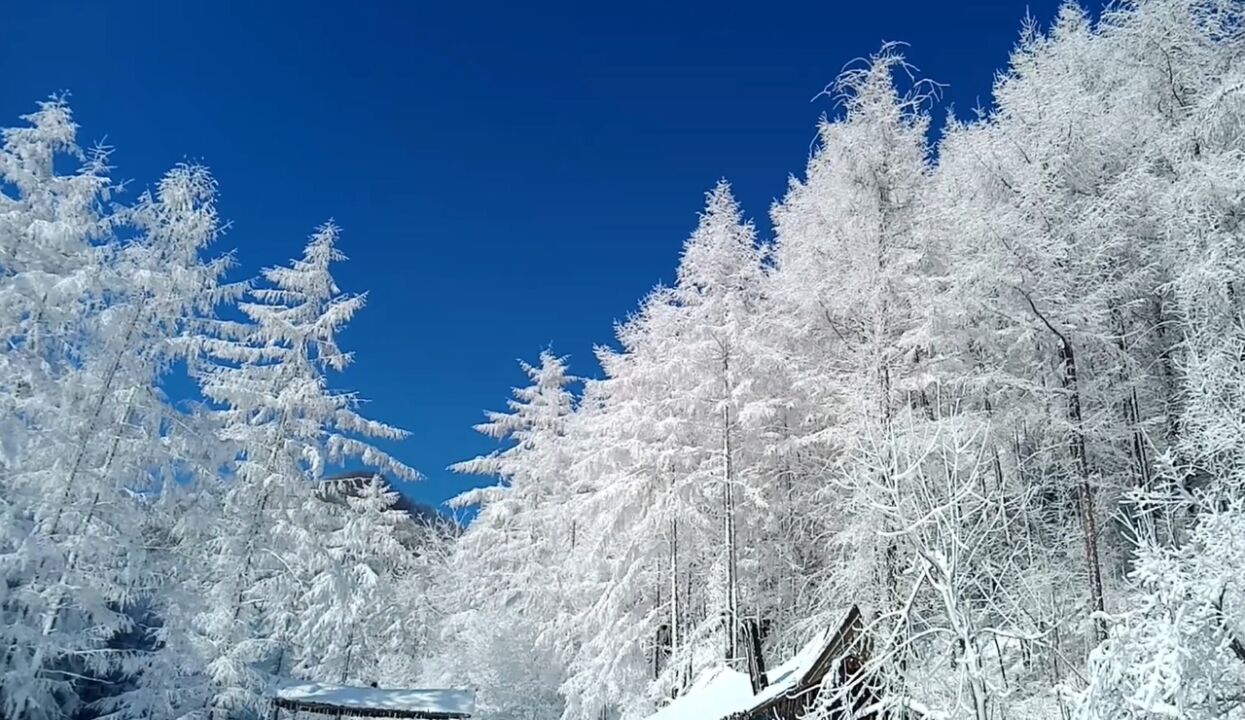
[730,605,874,720]
[642,606,877,720]
[268,682,475,719]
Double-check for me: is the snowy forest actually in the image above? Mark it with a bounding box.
[4,0,1245,719]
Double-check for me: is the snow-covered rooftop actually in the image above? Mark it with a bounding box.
[643,608,857,720]
[272,682,476,718]
[645,667,754,720]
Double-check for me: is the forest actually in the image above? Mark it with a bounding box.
[3,1,1245,719]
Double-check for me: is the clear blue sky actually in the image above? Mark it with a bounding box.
[3,0,1066,511]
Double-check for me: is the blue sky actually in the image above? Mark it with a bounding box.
[3,0,1066,511]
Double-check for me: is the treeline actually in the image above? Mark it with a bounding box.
[430,2,1245,720]
[5,1,1245,719]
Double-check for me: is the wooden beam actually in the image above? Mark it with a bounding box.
[743,619,768,693]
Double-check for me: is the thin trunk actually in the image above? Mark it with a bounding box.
[983,395,1006,494]
[720,342,739,665]
[1154,296,1179,444]
[723,399,739,664]
[1113,310,1152,490]
[340,626,356,684]
[232,410,290,622]
[654,573,662,679]
[1062,338,1107,641]
[1021,291,1106,642]
[46,295,149,536]
[669,515,679,671]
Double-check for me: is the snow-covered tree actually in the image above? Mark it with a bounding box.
[765,51,941,708]
[137,223,419,720]
[428,351,577,720]
[1079,494,1245,720]
[0,98,427,720]
[288,475,420,685]
[0,102,244,718]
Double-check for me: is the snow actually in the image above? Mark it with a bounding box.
[274,682,476,717]
[644,668,754,720]
[643,613,851,720]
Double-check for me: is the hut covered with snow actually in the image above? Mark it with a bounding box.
[268,682,476,719]
[643,606,875,720]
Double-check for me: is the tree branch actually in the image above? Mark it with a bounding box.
[1215,586,1245,664]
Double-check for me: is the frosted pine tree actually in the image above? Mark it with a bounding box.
[767,50,937,692]
[430,351,576,720]
[0,104,242,719]
[4,100,134,718]
[449,350,575,594]
[0,98,114,720]
[143,222,417,720]
[30,163,237,720]
[551,184,774,718]
[286,475,417,686]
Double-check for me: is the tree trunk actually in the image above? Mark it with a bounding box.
[1021,291,1106,642]
[713,335,742,666]
[1060,338,1107,642]
[722,381,739,664]
[669,515,679,671]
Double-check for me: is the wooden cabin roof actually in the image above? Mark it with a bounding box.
[642,606,868,720]
[731,605,868,720]
[270,682,475,719]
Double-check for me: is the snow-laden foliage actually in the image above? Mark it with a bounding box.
[6,1,1245,719]
[1078,494,1245,720]
[439,2,1245,720]
[426,351,576,720]
[0,102,444,719]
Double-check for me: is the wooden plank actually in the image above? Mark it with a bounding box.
[743,619,769,694]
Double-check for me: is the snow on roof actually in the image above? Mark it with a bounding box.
[272,682,476,718]
[643,608,858,720]
[754,625,836,705]
[645,668,755,720]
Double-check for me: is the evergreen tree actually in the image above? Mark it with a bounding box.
[143,223,418,720]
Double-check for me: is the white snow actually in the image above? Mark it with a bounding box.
[274,682,476,717]
[644,668,754,720]
[643,613,850,720]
